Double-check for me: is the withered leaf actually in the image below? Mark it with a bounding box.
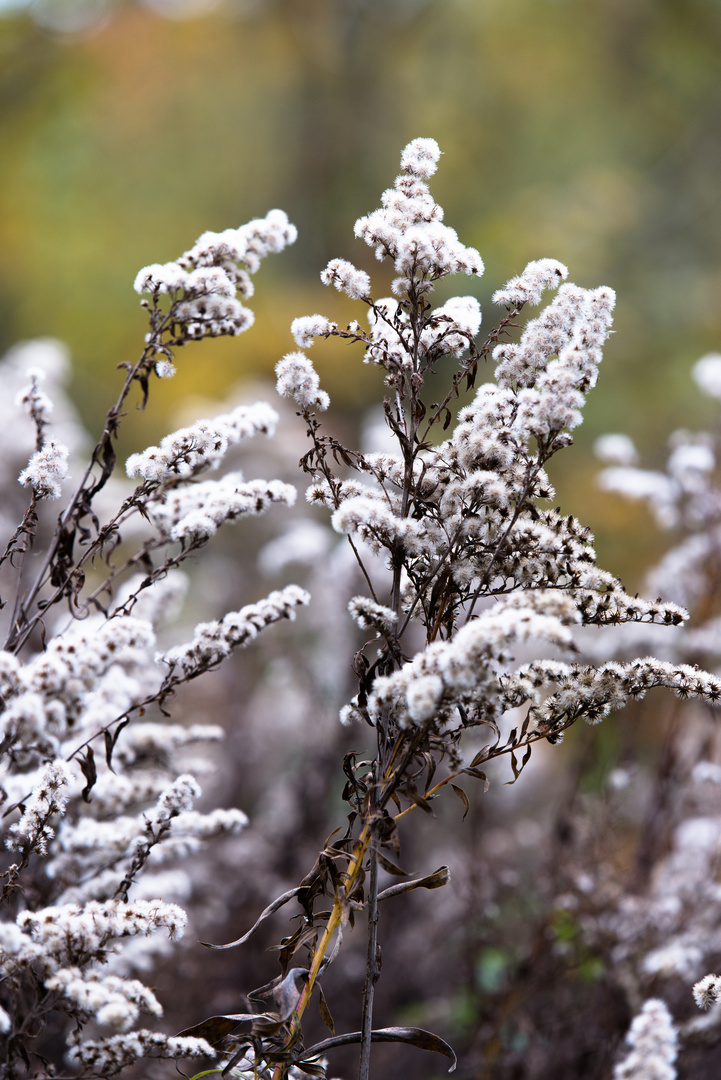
[221,1042,256,1077]
[462,766,490,792]
[298,852,336,916]
[373,808,400,855]
[201,886,302,950]
[78,746,97,803]
[269,923,319,966]
[297,1064,326,1078]
[422,751,437,792]
[249,968,309,1023]
[470,746,491,768]
[104,717,129,774]
[404,789,435,816]
[322,826,343,849]
[375,851,409,877]
[271,968,308,1020]
[317,984,335,1035]
[450,784,470,821]
[175,1013,266,1046]
[506,744,532,786]
[378,865,450,902]
[301,1026,456,1072]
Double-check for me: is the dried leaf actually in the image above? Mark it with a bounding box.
[505,744,532,786]
[294,1063,326,1078]
[104,717,128,773]
[373,808,401,855]
[176,1013,263,1046]
[450,784,470,821]
[249,968,309,1023]
[375,851,409,877]
[378,865,451,902]
[422,751,437,793]
[317,984,335,1035]
[272,968,308,1020]
[78,746,97,803]
[201,886,302,950]
[298,852,336,914]
[470,746,490,768]
[269,924,320,964]
[301,1026,456,1072]
[404,785,434,818]
[462,766,490,792]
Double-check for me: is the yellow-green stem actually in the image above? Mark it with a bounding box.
[270,824,373,1080]
[270,732,412,1078]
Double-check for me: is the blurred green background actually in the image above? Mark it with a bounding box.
[1,0,720,583]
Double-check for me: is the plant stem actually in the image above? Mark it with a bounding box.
[359,769,381,1080]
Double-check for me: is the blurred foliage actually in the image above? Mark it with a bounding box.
[0,0,720,583]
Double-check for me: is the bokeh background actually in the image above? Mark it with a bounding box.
[1,0,720,584]
[2,4,721,1079]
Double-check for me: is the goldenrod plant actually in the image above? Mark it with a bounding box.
[1,140,719,1080]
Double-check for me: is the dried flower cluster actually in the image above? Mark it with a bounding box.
[0,213,305,1076]
[613,999,678,1080]
[200,138,718,1080]
[1,138,719,1080]
[134,209,297,364]
[507,357,721,1077]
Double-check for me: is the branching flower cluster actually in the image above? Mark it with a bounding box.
[177,137,720,1080]
[613,999,678,1080]
[0,210,305,1077]
[596,352,721,658]
[134,209,297,364]
[2,136,720,1080]
[518,356,721,1075]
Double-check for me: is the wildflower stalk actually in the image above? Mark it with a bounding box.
[256,136,721,1080]
[0,209,298,1077]
[5,135,721,1079]
[359,820,380,1080]
[6,340,162,653]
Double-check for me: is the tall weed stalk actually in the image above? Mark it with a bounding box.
[1,138,720,1080]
